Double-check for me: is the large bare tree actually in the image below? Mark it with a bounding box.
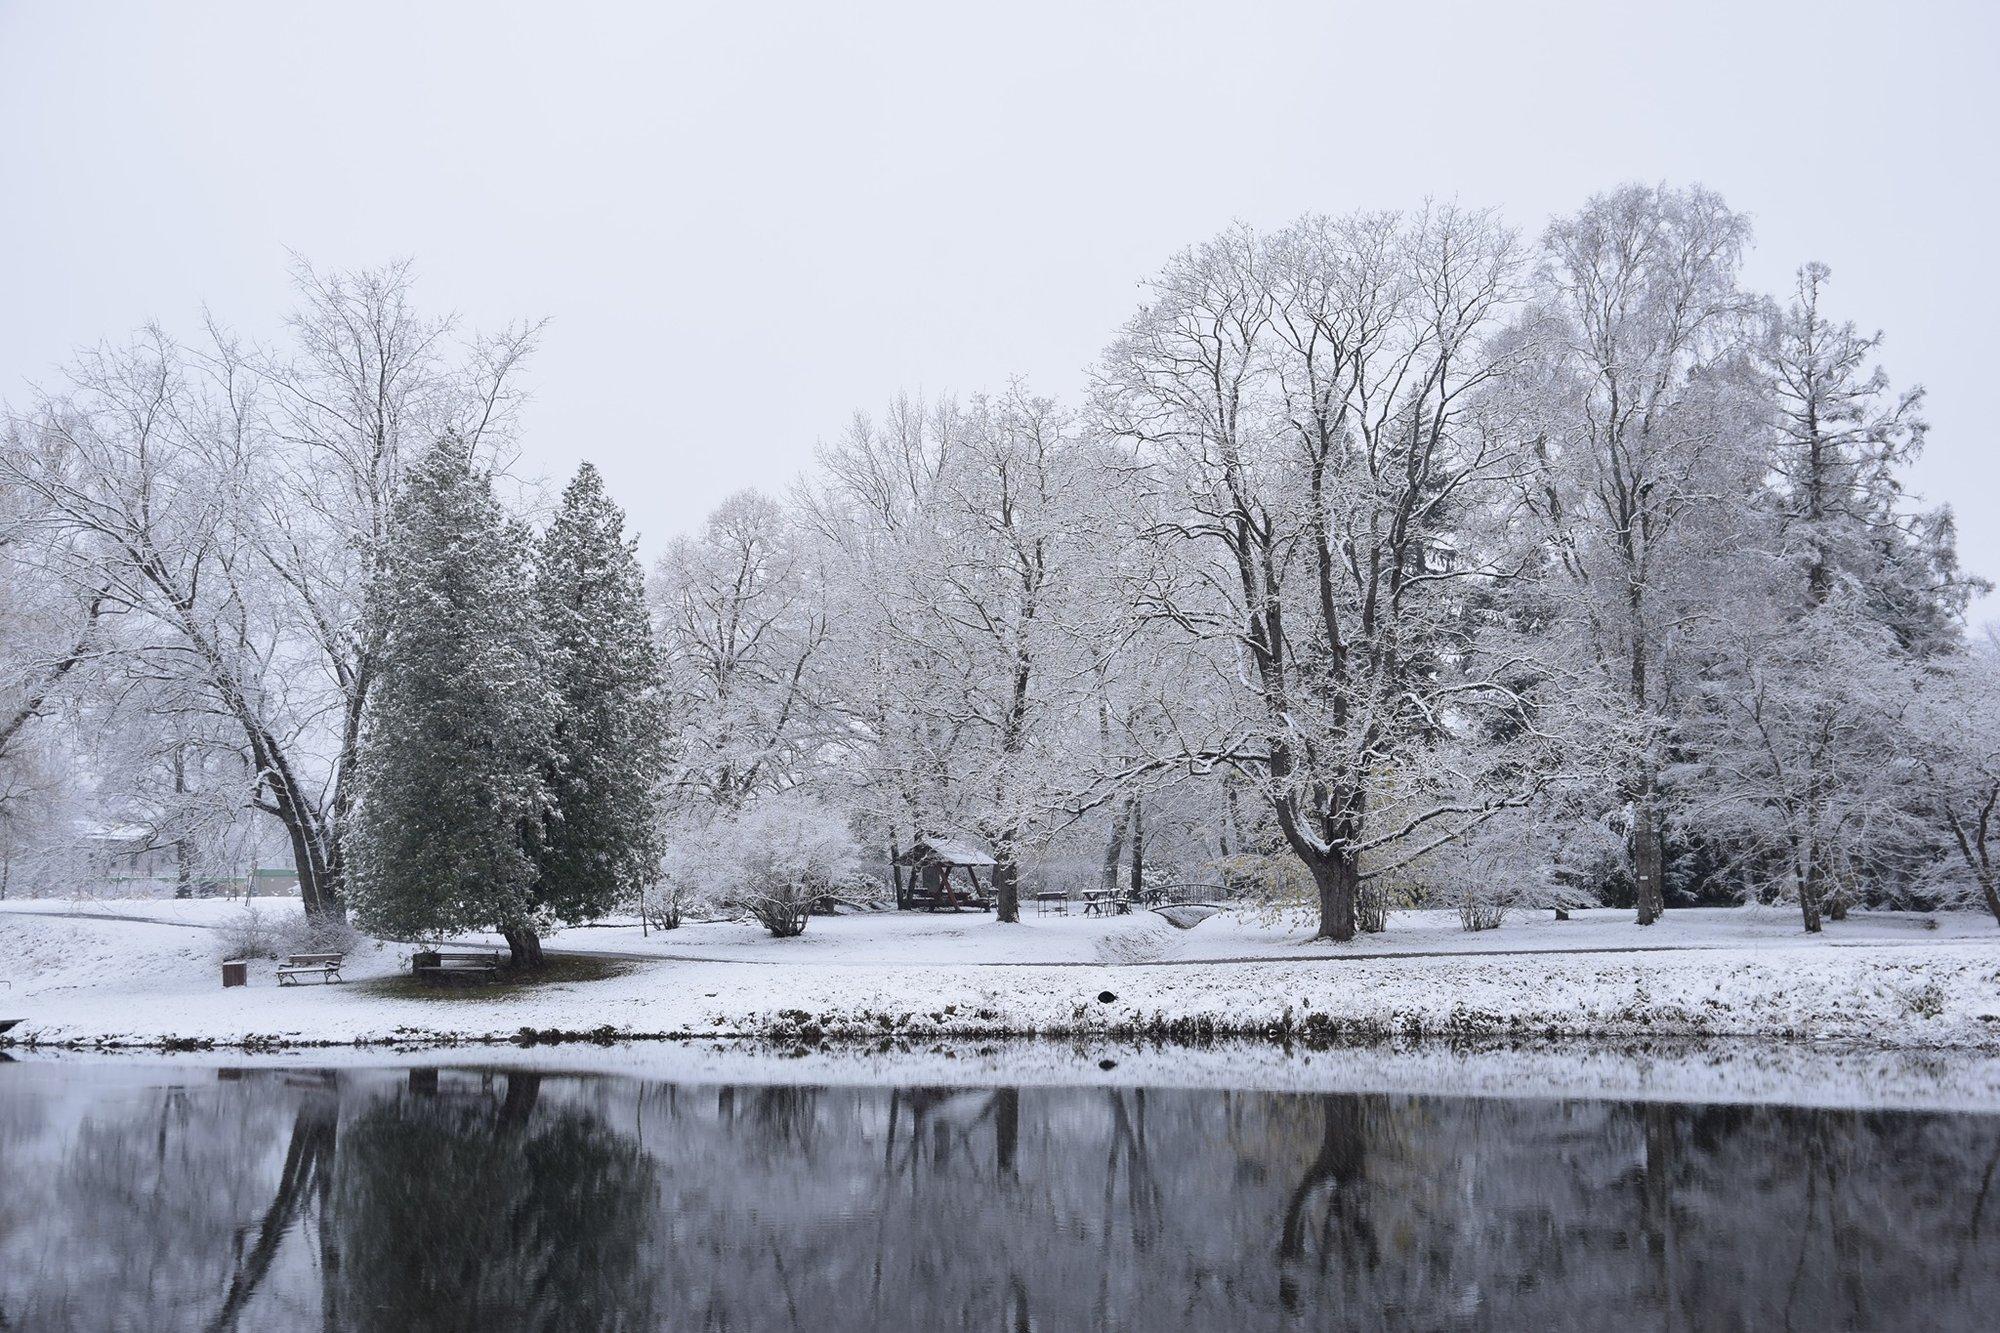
[1096,208,1547,941]
[0,263,536,915]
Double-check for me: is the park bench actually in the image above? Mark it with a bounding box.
[411,949,504,984]
[906,885,993,912]
[276,951,345,985]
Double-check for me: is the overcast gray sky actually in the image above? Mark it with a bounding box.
[3,1,1994,614]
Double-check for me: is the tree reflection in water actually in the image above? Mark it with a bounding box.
[332,1070,660,1330]
[3,1064,1999,1330]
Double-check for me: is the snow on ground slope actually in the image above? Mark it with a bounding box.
[9,896,1983,963]
[3,900,1997,1050]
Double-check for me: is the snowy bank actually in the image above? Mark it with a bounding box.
[14,1036,2000,1114]
[3,902,1998,1051]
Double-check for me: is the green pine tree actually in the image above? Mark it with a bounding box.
[349,434,557,965]
[529,462,670,935]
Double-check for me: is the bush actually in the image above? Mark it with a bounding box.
[741,878,818,938]
[275,910,362,956]
[661,796,857,938]
[637,882,686,931]
[216,905,362,960]
[1457,894,1508,931]
[215,903,275,960]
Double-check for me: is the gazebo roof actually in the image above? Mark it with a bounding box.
[894,837,997,868]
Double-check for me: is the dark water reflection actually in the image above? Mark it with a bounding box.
[2,1062,1996,1330]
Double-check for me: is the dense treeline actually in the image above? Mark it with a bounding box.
[3,185,1997,953]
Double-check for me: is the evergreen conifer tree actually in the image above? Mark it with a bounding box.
[529,462,670,937]
[349,434,557,964]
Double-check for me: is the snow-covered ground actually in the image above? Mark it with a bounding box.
[3,897,1997,1050]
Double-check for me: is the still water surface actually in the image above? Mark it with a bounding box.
[1,1057,1996,1330]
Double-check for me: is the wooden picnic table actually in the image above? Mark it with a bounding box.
[1080,891,1131,917]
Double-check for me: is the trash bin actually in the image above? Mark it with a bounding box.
[221,958,248,988]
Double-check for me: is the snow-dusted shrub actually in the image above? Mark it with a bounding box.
[1457,893,1509,932]
[1411,813,1552,932]
[661,796,857,937]
[635,881,686,931]
[274,909,362,957]
[215,903,275,960]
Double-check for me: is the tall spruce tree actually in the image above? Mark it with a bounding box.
[349,434,557,965]
[530,463,669,942]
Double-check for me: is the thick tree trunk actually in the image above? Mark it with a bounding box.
[1632,799,1665,926]
[1799,853,1825,934]
[993,853,1021,924]
[889,829,910,910]
[1102,799,1131,893]
[501,925,545,969]
[1309,852,1359,943]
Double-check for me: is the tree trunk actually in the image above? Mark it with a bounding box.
[1944,801,2000,926]
[1101,799,1131,893]
[1632,799,1665,926]
[1799,853,1825,934]
[1309,852,1359,943]
[501,924,545,969]
[1128,796,1144,899]
[994,849,1021,924]
[889,829,910,910]
[172,745,194,899]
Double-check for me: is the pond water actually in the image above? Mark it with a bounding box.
[1,1055,1996,1330]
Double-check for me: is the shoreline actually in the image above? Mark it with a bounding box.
[11,1032,2000,1116]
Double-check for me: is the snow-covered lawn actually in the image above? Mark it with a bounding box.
[3,897,1997,1050]
[11,894,1983,962]
[518,900,1996,965]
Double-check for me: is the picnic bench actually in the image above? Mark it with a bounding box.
[1081,890,1131,917]
[905,881,993,912]
[411,949,505,984]
[276,951,344,985]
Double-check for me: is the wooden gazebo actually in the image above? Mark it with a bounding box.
[894,837,997,912]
